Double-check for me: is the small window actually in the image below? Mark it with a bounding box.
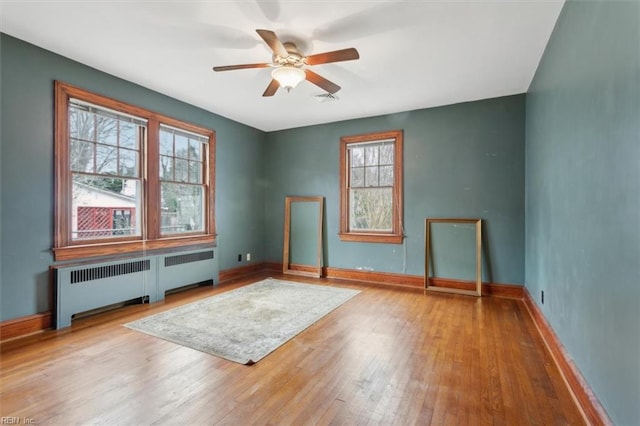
[339,130,404,243]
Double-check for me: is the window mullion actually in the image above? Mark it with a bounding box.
[146,118,160,241]
[116,119,121,175]
[171,131,176,181]
[92,113,97,174]
[206,133,216,236]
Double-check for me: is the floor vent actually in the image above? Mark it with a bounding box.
[71,260,151,284]
[164,250,214,267]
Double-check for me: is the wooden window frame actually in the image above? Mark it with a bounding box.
[339,129,404,244]
[156,123,210,237]
[54,81,216,261]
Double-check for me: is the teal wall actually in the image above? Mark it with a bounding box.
[264,95,526,284]
[0,34,267,321]
[525,1,640,424]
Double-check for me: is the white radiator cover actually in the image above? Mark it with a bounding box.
[54,248,218,329]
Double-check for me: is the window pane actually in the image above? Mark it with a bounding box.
[349,187,393,232]
[175,158,189,182]
[112,209,133,235]
[69,108,95,141]
[159,155,174,181]
[72,175,141,240]
[119,148,138,177]
[365,166,379,187]
[365,146,379,166]
[350,147,364,167]
[175,134,189,159]
[159,130,174,156]
[189,161,202,184]
[351,167,364,187]
[70,139,95,173]
[189,139,202,161]
[119,121,138,149]
[379,165,394,186]
[96,145,117,175]
[161,183,204,234]
[97,115,118,146]
[379,143,394,165]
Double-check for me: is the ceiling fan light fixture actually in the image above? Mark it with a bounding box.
[271,66,305,92]
[213,29,357,97]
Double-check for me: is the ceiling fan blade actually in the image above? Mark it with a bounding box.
[212,63,271,72]
[304,48,360,66]
[256,29,288,57]
[262,79,280,97]
[304,69,341,94]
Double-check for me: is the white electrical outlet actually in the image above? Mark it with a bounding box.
[246,253,251,261]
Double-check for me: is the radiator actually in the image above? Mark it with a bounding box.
[54,248,218,329]
[55,257,158,329]
[157,249,217,299]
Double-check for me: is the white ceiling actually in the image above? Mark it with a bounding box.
[0,1,564,132]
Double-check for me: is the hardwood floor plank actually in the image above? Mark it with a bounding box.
[0,273,585,425]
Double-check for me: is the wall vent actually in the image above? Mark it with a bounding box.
[71,260,151,284]
[164,250,214,267]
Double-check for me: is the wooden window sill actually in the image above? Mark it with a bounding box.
[338,233,404,244]
[53,235,216,261]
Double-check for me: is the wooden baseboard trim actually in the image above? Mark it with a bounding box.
[229,262,425,289]
[523,288,611,426]
[0,312,53,341]
[429,277,523,299]
[260,262,523,298]
[264,262,283,272]
[324,266,424,288]
[218,263,266,283]
[287,263,320,274]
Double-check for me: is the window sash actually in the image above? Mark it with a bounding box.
[71,174,143,241]
[349,187,393,232]
[69,102,145,180]
[160,182,205,235]
[347,140,394,189]
[70,99,148,126]
[159,125,206,185]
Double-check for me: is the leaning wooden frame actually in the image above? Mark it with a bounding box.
[283,196,324,278]
[424,218,482,297]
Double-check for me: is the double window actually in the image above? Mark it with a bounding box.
[54,82,215,260]
[339,130,404,243]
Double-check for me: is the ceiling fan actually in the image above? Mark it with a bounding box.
[213,29,360,97]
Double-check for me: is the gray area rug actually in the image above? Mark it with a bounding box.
[124,278,359,364]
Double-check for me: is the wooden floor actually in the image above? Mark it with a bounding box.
[0,273,584,425]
